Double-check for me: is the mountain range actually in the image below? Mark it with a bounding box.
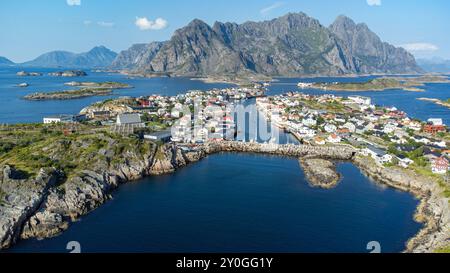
[110,42,166,69]
[0,13,425,75]
[113,12,423,77]
[21,46,117,68]
[0,56,14,66]
[417,57,450,73]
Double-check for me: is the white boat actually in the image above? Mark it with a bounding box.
[17,83,29,87]
[297,82,313,88]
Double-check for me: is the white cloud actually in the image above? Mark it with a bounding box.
[260,2,284,15]
[135,17,168,30]
[83,20,92,26]
[367,0,381,6]
[399,43,439,52]
[97,21,115,27]
[67,0,81,6]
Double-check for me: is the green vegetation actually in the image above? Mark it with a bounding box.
[0,123,154,180]
[312,78,405,91]
[311,77,432,92]
[312,75,450,92]
[0,188,6,206]
[24,81,132,100]
[435,245,450,253]
[24,88,113,100]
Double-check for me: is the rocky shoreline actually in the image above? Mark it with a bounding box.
[417,97,450,109]
[1,141,448,252]
[353,155,450,253]
[23,88,113,100]
[23,82,132,101]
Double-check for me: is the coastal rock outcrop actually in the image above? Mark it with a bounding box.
[48,70,87,77]
[299,158,341,189]
[149,145,178,175]
[0,166,61,248]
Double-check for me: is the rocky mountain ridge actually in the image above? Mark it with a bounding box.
[112,12,422,77]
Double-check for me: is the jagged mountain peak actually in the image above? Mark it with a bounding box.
[114,12,423,76]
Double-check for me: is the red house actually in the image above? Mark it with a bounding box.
[139,99,151,107]
[423,124,446,135]
[432,157,449,174]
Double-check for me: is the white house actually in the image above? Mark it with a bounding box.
[383,123,397,134]
[297,127,316,138]
[433,141,447,148]
[43,114,79,124]
[362,145,392,165]
[327,134,341,143]
[427,118,443,126]
[302,116,317,127]
[348,95,371,105]
[324,123,337,133]
[342,122,356,133]
[43,115,86,124]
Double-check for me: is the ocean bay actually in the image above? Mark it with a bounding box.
[1,68,440,253]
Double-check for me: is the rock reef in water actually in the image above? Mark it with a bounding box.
[48,70,87,77]
[299,158,340,189]
[16,71,42,76]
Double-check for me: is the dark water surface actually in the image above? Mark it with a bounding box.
[9,154,421,253]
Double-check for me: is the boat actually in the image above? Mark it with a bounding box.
[17,83,29,88]
[297,82,313,88]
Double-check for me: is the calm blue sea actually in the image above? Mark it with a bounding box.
[0,68,448,124]
[9,154,421,253]
[0,67,233,124]
[2,67,447,253]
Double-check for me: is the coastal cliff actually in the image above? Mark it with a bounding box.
[0,166,61,248]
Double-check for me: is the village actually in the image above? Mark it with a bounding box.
[41,85,449,178]
[42,85,265,143]
[256,93,449,176]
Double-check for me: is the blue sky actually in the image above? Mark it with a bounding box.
[1,0,449,62]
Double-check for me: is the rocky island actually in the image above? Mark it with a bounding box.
[16,71,42,77]
[309,75,450,92]
[299,158,340,189]
[23,82,132,100]
[417,98,450,109]
[16,83,29,88]
[48,70,87,77]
